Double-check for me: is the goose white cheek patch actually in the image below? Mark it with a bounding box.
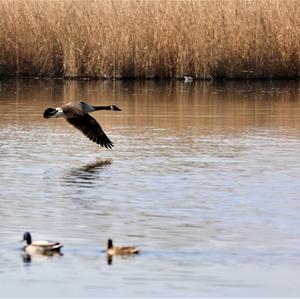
[54,108,65,118]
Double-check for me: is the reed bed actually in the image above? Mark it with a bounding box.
[0,0,300,79]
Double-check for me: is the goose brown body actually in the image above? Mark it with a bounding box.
[22,232,63,256]
[106,239,140,256]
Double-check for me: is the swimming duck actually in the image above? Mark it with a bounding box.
[184,76,194,83]
[21,232,63,255]
[43,101,121,148]
[106,239,140,256]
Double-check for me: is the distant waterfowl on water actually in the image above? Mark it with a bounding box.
[106,239,140,256]
[43,101,121,148]
[184,76,194,83]
[21,232,63,255]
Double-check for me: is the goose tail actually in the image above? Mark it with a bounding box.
[131,247,140,254]
[52,243,63,250]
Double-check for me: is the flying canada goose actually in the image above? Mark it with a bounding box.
[106,239,140,256]
[43,101,121,148]
[21,232,63,255]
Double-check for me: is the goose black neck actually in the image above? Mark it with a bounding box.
[24,232,32,245]
[27,236,32,245]
[92,106,111,111]
[107,239,113,249]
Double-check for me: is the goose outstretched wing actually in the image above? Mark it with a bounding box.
[66,114,113,149]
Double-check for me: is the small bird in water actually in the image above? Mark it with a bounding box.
[184,76,194,83]
[21,232,63,255]
[106,239,140,256]
[43,101,121,148]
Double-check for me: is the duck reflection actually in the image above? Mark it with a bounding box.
[105,253,140,266]
[22,252,63,265]
[107,254,113,265]
[64,159,112,186]
[22,253,31,264]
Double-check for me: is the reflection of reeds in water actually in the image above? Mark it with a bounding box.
[64,160,112,186]
[1,0,300,79]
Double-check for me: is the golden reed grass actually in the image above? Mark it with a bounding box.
[0,0,300,79]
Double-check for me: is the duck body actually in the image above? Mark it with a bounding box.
[184,76,194,82]
[22,232,63,256]
[106,239,140,256]
[43,101,121,148]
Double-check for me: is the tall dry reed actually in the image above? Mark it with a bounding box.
[0,0,300,79]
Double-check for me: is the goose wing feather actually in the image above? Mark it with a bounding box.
[120,246,140,254]
[66,114,113,148]
[32,240,61,248]
[111,246,140,255]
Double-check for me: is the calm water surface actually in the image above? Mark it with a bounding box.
[0,79,300,296]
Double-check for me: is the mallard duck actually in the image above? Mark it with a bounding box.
[106,239,140,256]
[43,101,121,148]
[21,232,63,255]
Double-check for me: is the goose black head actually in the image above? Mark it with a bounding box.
[110,105,121,111]
[43,108,58,118]
[22,232,32,245]
[107,239,113,249]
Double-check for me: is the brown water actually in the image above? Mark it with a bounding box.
[0,79,300,296]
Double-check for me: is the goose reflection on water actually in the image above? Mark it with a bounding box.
[22,252,63,265]
[64,159,112,187]
[106,253,139,266]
